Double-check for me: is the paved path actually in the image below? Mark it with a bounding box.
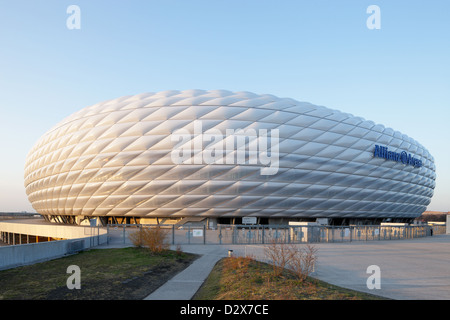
[144,246,228,300]
[143,234,450,300]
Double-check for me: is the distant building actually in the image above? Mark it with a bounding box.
[24,90,436,226]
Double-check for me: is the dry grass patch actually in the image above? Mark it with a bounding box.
[193,256,386,300]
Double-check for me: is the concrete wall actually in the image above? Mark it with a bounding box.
[0,219,105,240]
[447,215,450,234]
[0,219,108,270]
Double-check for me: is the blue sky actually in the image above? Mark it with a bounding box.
[0,0,449,212]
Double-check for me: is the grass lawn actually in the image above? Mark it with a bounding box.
[0,247,198,300]
[1,247,386,300]
[193,256,387,300]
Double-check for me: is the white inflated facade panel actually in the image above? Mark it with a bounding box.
[24,90,436,220]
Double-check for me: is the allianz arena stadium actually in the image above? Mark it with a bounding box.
[24,90,436,226]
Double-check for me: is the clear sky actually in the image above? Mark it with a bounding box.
[0,0,449,212]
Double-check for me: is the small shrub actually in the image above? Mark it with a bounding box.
[264,241,318,281]
[288,244,318,282]
[264,240,293,277]
[128,227,145,247]
[175,244,184,257]
[128,227,170,254]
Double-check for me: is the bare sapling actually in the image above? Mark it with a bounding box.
[264,241,318,281]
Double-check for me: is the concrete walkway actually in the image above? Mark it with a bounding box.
[143,234,450,300]
[144,246,228,300]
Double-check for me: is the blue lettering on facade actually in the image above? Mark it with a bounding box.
[373,145,422,168]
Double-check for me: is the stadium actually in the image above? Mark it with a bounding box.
[23,89,436,227]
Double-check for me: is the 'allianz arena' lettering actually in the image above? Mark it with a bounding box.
[373,145,422,168]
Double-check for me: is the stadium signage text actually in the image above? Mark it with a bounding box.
[373,145,422,168]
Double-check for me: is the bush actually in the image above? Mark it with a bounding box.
[288,244,318,282]
[129,227,170,254]
[264,240,293,277]
[264,241,318,281]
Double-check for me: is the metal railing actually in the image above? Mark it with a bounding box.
[106,223,445,246]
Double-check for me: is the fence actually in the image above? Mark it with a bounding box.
[106,223,444,246]
[0,228,108,271]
